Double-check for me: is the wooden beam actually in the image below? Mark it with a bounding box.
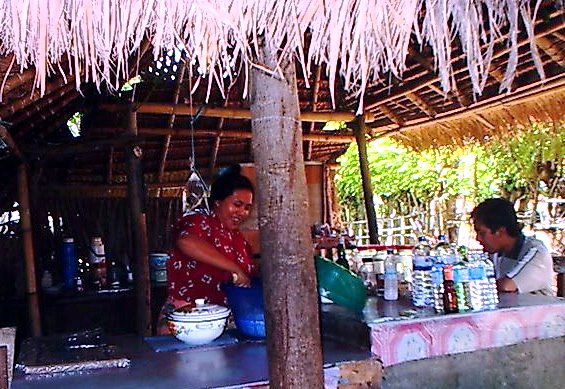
[11,83,77,125]
[378,103,404,125]
[473,114,496,130]
[364,17,564,111]
[427,83,472,107]
[0,75,76,119]
[0,124,25,161]
[17,164,42,336]
[406,91,436,117]
[488,63,505,83]
[100,102,373,123]
[158,60,187,182]
[125,109,152,336]
[17,92,81,139]
[23,135,138,157]
[552,31,565,43]
[94,126,355,143]
[306,64,323,160]
[536,36,565,67]
[372,76,565,138]
[1,62,35,96]
[107,147,114,184]
[354,115,379,244]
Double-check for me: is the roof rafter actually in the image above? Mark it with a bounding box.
[363,16,563,112]
[536,36,565,67]
[405,91,436,117]
[371,76,565,140]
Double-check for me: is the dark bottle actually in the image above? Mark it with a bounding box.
[442,265,459,314]
[336,236,349,270]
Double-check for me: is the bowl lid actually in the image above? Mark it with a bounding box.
[168,299,230,322]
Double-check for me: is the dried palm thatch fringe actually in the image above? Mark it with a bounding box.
[390,90,565,150]
[0,0,548,112]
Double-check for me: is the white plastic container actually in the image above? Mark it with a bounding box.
[383,252,398,301]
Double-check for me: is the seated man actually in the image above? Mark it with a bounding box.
[471,198,555,295]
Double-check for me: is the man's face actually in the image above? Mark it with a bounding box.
[473,221,503,253]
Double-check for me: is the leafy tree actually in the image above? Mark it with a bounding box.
[335,124,564,223]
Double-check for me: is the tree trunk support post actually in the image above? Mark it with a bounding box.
[354,115,380,244]
[17,163,42,336]
[250,38,324,388]
[125,108,152,336]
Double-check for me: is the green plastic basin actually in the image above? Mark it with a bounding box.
[314,256,367,312]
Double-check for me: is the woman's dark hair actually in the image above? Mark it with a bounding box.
[210,164,254,202]
[470,198,522,237]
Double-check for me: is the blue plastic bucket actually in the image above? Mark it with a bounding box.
[223,278,266,338]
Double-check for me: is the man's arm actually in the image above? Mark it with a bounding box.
[506,242,553,294]
[496,277,518,293]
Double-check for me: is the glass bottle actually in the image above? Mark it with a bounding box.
[335,236,349,270]
[442,265,459,314]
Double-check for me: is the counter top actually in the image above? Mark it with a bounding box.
[12,335,370,389]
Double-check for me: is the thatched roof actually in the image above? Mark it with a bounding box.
[0,0,564,198]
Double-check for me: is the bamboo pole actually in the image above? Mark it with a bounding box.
[354,115,379,244]
[125,108,152,336]
[100,102,372,123]
[17,164,42,336]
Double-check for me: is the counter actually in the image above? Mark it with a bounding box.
[322,293,565,366]
[12,335,370,389]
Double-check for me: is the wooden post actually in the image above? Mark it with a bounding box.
[17,164,42,336]
[250,37,324,388]
[125,109,152,336]
[354,115,380,244]
[0,346,7,389]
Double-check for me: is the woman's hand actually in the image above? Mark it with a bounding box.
[232,268,251,287]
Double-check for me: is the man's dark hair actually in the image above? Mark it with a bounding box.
[471,198,522,237]
[210,164,254,202]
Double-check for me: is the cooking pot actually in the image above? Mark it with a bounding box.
[167,299,230,345]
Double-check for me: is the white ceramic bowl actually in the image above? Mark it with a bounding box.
[167,299,230,346]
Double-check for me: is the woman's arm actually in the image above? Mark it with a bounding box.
[176,235,251,287]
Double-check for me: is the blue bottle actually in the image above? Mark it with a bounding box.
[61,238,78,290]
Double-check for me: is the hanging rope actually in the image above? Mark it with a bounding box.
[185,62,210,214]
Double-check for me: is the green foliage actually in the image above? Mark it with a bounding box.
[66,112,82,137]
[335,124,565,219]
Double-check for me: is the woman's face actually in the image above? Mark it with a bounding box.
[215,189,253,230]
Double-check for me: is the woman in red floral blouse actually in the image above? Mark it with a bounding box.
[158,165,258,334]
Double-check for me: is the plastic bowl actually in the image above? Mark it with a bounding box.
[223,279,266,338]
[315,256,367,312]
